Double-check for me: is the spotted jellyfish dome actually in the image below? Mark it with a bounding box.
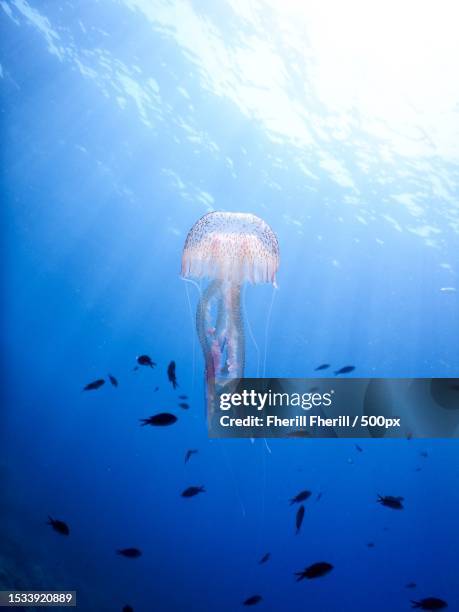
[181,212,279,285]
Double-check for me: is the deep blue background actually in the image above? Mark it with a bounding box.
[1,2,458,610]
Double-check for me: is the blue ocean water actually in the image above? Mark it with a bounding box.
[1,1,459,610]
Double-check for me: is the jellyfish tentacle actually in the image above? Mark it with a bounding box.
[222,281,245,379]
[196,279,221,377]
[196,279,246,416]
[262,285,277,377]
[243,284,260,377]
[214,283,227,366]
[196,280,223,415]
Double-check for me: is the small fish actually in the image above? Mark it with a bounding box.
[420,451,429,458]
[154,386,159,392]
[179,394,188,400]
[355,444,363,452]
[243,595,262,606]
[295,505,305,534]
[316,492,323,502]
[117,548,142,558]
[122,606,134,612]
[334,365,355,376]
[259,552,271,564]
[406,582,417,589]
[181,486,205,498]
[137,355,156,368]
[185,449,198,464]
[47,516,70,536]
[411,598,448,610]
[140,413,177,427]
[295,561,333,581]
[377,495,404,510]
[167,361,179,389]
[290,490,312,505]
[83,379,105,391]
[367,542,375,548]
[179,402,190,410]
[108,374,118,387]
[315,364,330,371]
[243,595,263,606]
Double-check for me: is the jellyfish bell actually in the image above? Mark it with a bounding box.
[181,211,279,417]
[181,211,279,287]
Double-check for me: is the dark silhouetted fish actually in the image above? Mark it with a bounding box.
[83,379,105,391]
[355,444,363,452]
[47,516,69,536]
[406,582,417,589]
[167,361,178,389]
[137,355,156,368]
[290,490,312,505]
[122,606,134,612]
[315,364,330,371]
[367,542,375,548]
[117,548,142,558]
[179,394,188,399]
[154,386,159,392]
[179,402,190,410]
[334,365,355,376]
[140,413,177,427]
[185,449,198,464]
[181,486,205,498]
[295,505,305,534]
[295,561,333,581]
[259,552,270,564]
[316,492,323,501]
[243,595,262,606]
[420,451,428,458]
[108,374,118,387]
[411,598,448,610]
[377,495,404,510]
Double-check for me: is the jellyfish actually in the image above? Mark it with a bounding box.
[181,211,279,417]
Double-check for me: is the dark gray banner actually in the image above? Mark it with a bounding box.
[208,378,459,438]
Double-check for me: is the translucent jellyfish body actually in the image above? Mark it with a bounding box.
[181,212,279,416]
